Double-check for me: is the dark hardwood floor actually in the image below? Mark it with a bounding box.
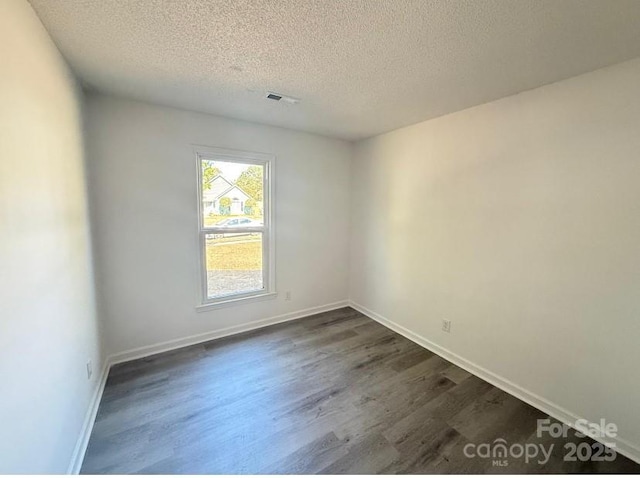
[82,307,640,474]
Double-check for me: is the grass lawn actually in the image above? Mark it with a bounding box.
[203,214,227,227]
[206,240,262,271]
[204,213,264,271]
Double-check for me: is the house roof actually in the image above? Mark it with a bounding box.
[203,175,233,200]
[203,175,252,201]
[218,185,251,201]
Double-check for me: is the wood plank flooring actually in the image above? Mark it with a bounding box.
[82,307,640,474]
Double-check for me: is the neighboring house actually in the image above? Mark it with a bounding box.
[203,175,252,216]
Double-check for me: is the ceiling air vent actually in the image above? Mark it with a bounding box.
[266,92,300,104]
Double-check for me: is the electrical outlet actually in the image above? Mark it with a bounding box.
[442,319,451,333]
[86,360,93,380]
[285,291,292,301]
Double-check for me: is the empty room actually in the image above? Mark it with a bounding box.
[3,0,640,474]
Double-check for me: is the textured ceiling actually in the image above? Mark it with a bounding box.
[29,0,640,140]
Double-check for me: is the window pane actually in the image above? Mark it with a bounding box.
[202,160,264,227]
[205,232,263,298]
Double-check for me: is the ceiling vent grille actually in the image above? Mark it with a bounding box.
[266,92,300,104]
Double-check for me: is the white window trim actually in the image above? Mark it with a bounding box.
[194,145,276,309]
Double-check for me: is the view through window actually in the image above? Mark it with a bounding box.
[198,152,270,303]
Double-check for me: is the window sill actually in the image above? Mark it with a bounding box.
[196,291,278,312]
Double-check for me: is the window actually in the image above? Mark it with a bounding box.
[196,147,274,306]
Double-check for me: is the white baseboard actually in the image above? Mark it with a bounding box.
[348,300,640,465]
[109,300,349,365]
[66,359,110,474]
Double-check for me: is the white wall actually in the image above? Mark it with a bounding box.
[350,58,640,453]
[0,0,103,473]
[85,94,352,357]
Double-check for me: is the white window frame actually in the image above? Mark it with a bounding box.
[195,146,276,309]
